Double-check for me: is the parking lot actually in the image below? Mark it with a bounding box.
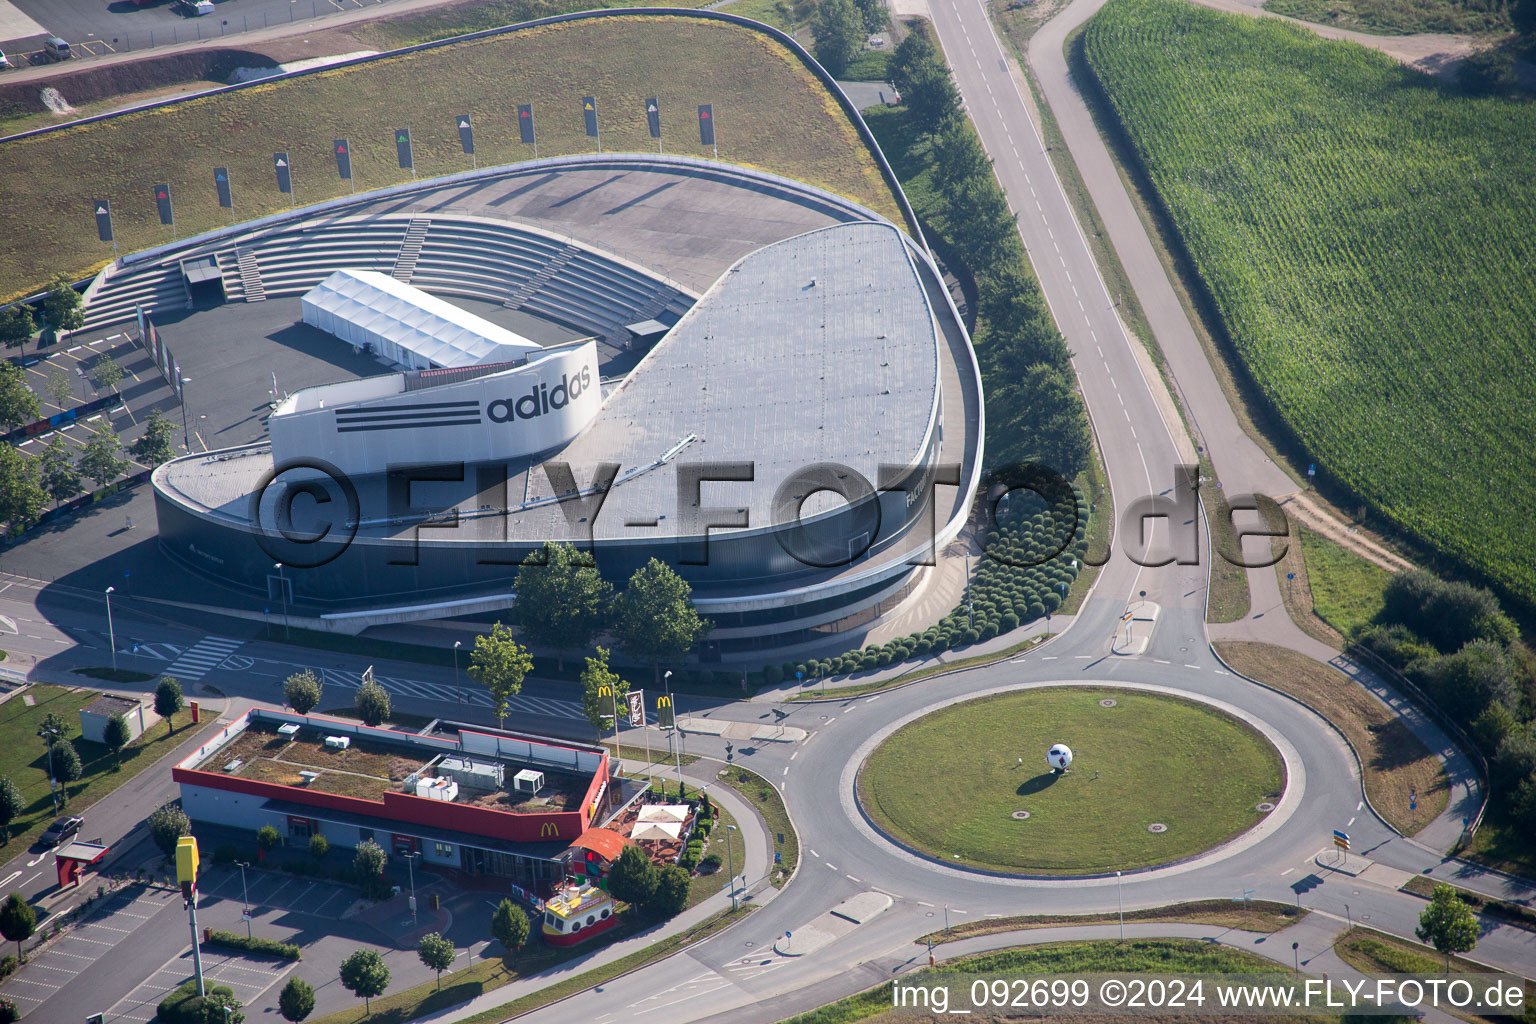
[196,862,360,920]
[0,883,178,1017]
[11,327,185,462]
[106,946,292,1024]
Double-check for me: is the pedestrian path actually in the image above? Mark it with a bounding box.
[165,636,243,682]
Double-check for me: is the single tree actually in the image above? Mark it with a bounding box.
[44,368,70,409]
[0,364,39,431]
[580,647,631,739]
[201,991,244,1024]
[0,305,34,351]
[38,436,82,506]
[607,844,658,908]
[282,670,323,715]
[353,838,387,898]
[491,897,530,953]
[256,824,282,861]
[104,713,132,766]
[277,976,316,1023]
[0,444,48,531]
[0,893,34,959]
[611,559,710,683]
[155,676,185,732]
[0,779,22,844]
[651,864,691,918]
[77,420,127,487]
[513,541,612,670]
[1416,883,1478,968]
[148,802,191,858]
[417,931,455,990]
[41,275,84,337]
[37,711,70,743]
[129,409,177,466]
[92,356,124,394]
[812,0,864,77]
[338,948,391,1014]
[467,621,533,730]
[49,740,82,784]
[853,0,887,34]
[354,678,391,727]
[308,833,329,861]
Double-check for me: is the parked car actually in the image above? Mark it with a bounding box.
[0,50,12,70]
[41,816,84,847]
[182,0,214,15]
[43,37,71,62]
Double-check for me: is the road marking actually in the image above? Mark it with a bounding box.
[827,862,838,871]
[165,636,243,681]
[1347,816,1356,826]
[0,871,18,888]
[790,750,798,760]
[809,849,818,858]
[917,900,934,907]
[1356,801,1363,810]
[1281,867,1295,876]
[846,874,861,882]
[782,766,788,776]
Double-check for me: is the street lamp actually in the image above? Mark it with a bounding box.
[179,377,192,451]
[274,563,289,641]
[404,850,420,927]
[452,641,462,703]
[37,718,63,814]
[724,824,738,911]
[1116,869,1124,941]
[105,585,117,673]
[964,552,974,631]
[235,861,252,939]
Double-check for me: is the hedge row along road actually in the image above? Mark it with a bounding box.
[1082,0,1536,610]
[0,14,902,303]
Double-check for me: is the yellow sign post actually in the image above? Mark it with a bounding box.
[176,835,205,996]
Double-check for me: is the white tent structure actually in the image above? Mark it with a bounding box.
[300,268,542,369]
[637,804,690,824]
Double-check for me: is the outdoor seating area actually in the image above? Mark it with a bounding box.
[604,799,696,866]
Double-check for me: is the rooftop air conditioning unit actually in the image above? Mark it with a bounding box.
[513,769,544,795]
[324,736,350,750]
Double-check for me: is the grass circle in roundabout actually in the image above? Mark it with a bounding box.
[857,687,1285,875]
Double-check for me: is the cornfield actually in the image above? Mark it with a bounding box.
[1084,0,1536,607]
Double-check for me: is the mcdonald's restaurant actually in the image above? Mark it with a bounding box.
[172,706,649,897]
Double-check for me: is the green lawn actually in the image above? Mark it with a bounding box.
[780,939,1306,1024]
[0,14,902,303]
[1083,0,1536,612]
[0,684,212,849]
[718,765,798,885]
[1298,527,1393,637]
[858,688,1284,874]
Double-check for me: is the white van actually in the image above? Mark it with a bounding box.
[43,37,71,62]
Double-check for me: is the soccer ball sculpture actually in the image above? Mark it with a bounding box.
[1047,744,1073,771]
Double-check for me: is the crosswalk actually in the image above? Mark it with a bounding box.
[315,664,598,722]
[164,636,243,681]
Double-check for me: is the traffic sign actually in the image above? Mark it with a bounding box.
[1333,828,1350,851]
[1410,791,1417,811]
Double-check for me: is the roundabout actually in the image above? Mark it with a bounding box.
[856,687,1286,876]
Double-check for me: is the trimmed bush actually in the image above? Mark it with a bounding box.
[207,930,301,961]
[213,844,239,866]
[157,979,236,1024]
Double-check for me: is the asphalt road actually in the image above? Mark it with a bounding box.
[0,0,401,58]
